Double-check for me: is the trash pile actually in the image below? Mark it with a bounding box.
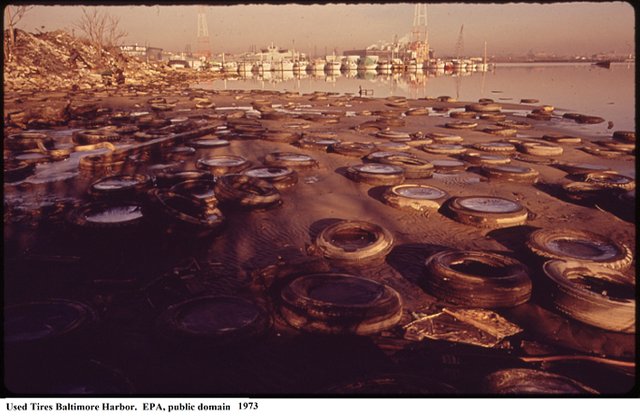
[3,29,214,93]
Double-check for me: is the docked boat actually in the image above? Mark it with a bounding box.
[273,60,294,72]
[293,60,308,73]
[377,60,392,74]
[341,58,358,72]
[237,61,252,74]
[324,53,342,74]
[308,59,325,73]
[357,55,379,72]
[222,61,238,73]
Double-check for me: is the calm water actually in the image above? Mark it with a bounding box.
[194,62,635,132]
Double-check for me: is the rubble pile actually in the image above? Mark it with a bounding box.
[3,29,215,93]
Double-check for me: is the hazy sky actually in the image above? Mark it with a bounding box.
[7,2,635,57]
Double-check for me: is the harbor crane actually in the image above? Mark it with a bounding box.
[454,24,464,59]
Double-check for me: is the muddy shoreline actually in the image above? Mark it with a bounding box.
[3,85,636,395]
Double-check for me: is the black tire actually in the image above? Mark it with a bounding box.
[465,103,502,112]
[473,142,516,153]
[449,111,477,119]
[375,130,411,140]
[448,196,528,228]
[363,150,413,163]
[67,200,146,234]
[5,132,53,151]
[596,140,635,152]
[345,163,405,186]
[423,250,532,308]
[431,159,467,173]
[78,153,127,175]
[612,131,635,143]
[313,220,394,265]
[526,228,633,270]
[72,129,120,145]
[542,133,582,144]
[422,144,466,155]
[89,174,152,200]
[214,174,281,209]
[480,165,539,183]
[4,160,35,182]
[462,152,511,165]
[426,133,464,143]
[196,155,251,175]
[382,184,448,211]
[280,273,403,335]
[517,141,564,156]
[482,368,598,394]
[575,114,605,124]
[153,169,213,188]
[445,121,478,129]
[264,152,319,169]
[189,138,230,148]
[377,154,434,179]
[4,299,98,350]
[482,126,518,136]
[582,172,635,191]
[478,112,507,122]
[496,120,533,130]
[331,141,377,157]
[145,189,224,238]
[261,130,301,143]
[561,181,610,203]
[157,296,270,346]
[580,146,626,159]
[553,162,612,175]
[297,136,341,151]
[170,179,218,208]
[542,260,635,333]
[243,166,298,190]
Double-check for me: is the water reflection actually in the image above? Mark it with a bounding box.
[194,63,634,131]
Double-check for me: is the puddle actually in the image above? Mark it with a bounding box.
[395,185,446,199]
[330,228,378,251]
[245,167,288,178]
[458,197,520,213]
[358,164,402,174]
[83,205,143,224]
[546,238,620,261]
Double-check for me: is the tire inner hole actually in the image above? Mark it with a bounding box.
[449,259,512,277]
[331,228,377,251]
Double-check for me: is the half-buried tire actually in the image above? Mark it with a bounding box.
[526,228,633,270]
[542,260,635,333]
[157,296,270,346]
[312,220,394,265]
[345,163,405,186]
[280,273,403,335]
[447,196,528,228]
[423,250,532,308]
[214,174,281,209]
[243,166,298,190]
[382,184,448,211]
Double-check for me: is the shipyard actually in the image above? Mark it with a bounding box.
[2,2,636,403]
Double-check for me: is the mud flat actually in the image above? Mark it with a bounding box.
[3,86,636,395]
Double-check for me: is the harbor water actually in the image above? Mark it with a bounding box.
[194,62,635,132]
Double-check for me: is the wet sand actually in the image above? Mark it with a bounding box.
[3,88,636,394]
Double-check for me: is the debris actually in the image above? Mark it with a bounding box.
[403,308,523,348]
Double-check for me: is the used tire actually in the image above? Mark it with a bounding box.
[170,179,218,208]
[553,162,612,175]
[264,152,319,169]
[448,196,528,228]
[377,154,434,179]
[542,133,582,144]
[473,142,516,153]
[145,189,224,238]
[424,250,532,308]
[582,172,635,191]
[422,144,466,155]
[542,260,635,333]
[480,165,539,183]
[6,132,53,151]
[612,131,635,143]
[465,103,502,112]
[214,174,281,209]
[462,152,511,165]
[445,121,478,129]
[526,228,633,270]
[483,368,598,394]
[518,141,563,157]
[426,133,464,143]
[243,166,298,190]
[331,141,377,157]
[313,220,394,265]
[280,273,403,335]
[153,169,213,188]
[478,112,507,122]
[196,155,251,176]
[261,130,301,143]
[496,120,533,130]
[482,126,517,136]
[431,159,467,173]
[157,296,270,346]
[382,184,448,211]
[298,136,341,151]
[89,174,152,200]
[345,163,405,186]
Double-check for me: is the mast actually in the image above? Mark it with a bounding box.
[483,40,487,65]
